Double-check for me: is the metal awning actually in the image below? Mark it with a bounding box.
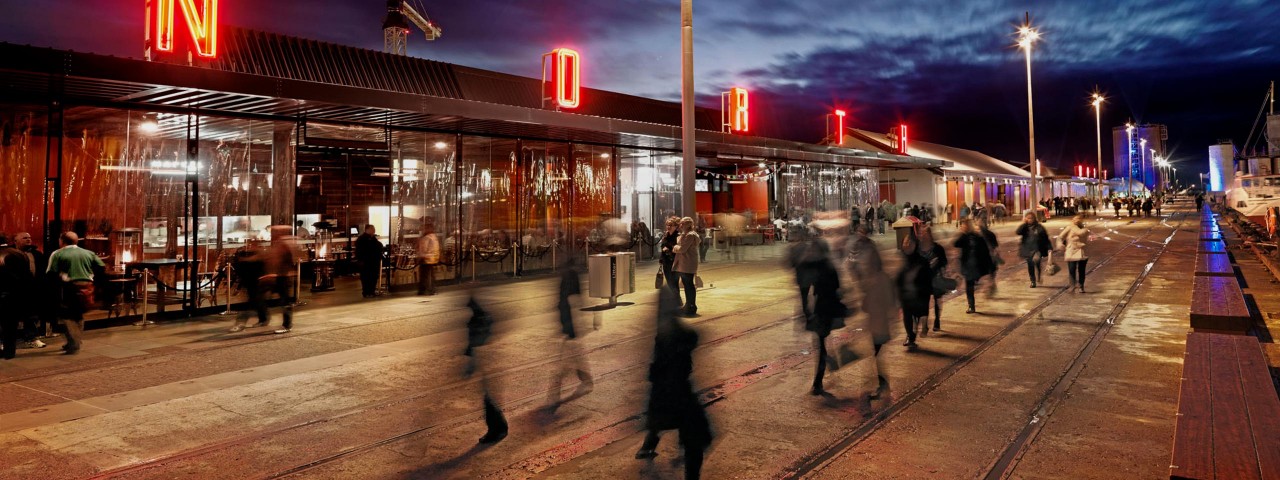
[0,42,947,170]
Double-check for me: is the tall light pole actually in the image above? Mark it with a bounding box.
[1017,14,1041,216]
[679,0,696,217]
[1126,123,1135,197]
[1139,138,1148,196]
[1091,92,1104,206]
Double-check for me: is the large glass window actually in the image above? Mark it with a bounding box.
[782,163,878,218]
[0,106,48,244]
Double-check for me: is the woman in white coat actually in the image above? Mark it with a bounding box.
[1057,214,1092,293]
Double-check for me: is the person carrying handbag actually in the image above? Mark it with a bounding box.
[917,226,948,335]
[1016,212,1051,288]
[657,217,681,302]
[1057,214,1093,293]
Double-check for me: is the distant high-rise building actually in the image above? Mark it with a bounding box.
[1111,123,1167,190]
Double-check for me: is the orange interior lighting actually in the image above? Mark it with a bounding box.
[155,0,219,58]
[730,87,749,132]
[552,48,581,109]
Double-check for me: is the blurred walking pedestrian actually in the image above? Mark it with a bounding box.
[417,221,441,295]
[805,252,852,395]
[918,227,948,334]
[355,224,384,298]
[978,218,1001,296]
[634,289,712,480]
[262,226,301,334]
[672,217,700,316]
[846,224,882,283]
[659,217,681,305]
[954,219,995,314]
[1057,215,1093,293]
[546,257,593,408]
[787,236,830,319]
[228,238,268,332]
[46,232,104,354]
[860,265,897,398]
[1016,212,1051,288]
[896,236,933,350]
[465,295,508,444]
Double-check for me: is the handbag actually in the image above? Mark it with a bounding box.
[654,268,664,289]
[1045,251,1061,276]
[932,274,958,294]
[694,275,704,288]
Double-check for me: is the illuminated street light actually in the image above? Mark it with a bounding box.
[1091,91,1104,205]
[1016,13,1041,215]
[1139,138,1148,193]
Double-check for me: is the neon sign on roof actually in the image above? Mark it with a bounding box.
[729,87,749,132]
[147,0,220,58]
[551,48,580,109]
[833,109,846,146]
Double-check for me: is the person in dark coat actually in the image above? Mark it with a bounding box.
[806,254,851,395]
[953,219,995,313]
[658,217,681,305]
[355,224,384,298]
[1015,212,1052,288]
[896,236,933,349]
[635,289,712,480]
[787,236,830,319]
[0,234,35,359]
[917,227,948,334]
[978,218,1001,296]
[14,232,54,343]
[465,295,508,444]
[546,257,593,408]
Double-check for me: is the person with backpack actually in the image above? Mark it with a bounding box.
[1016,212,1052,288]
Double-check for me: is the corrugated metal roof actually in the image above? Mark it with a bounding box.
[847,129,1027,177]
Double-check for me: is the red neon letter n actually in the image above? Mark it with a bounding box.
[155,0,219,58]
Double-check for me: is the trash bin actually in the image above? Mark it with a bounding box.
[588,252,635,306]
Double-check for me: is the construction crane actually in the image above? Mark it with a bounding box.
[383,0,441,56]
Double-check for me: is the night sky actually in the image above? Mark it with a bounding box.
[4,0,1278,184]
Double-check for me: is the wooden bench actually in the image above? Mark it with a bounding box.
[1195,254,1235,277]
[1170,332,1280,479]
[1189,276,1252,334]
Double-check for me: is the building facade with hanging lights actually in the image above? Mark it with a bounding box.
[0,23,947,313]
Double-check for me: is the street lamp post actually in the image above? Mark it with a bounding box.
[1017,14,1041,217]
[1126,123,1135,197]
[1091,92,1104,208]
[679,0,696,217]
[1139,138,1148,195]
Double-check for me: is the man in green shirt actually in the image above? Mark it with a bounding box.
[47,232,104,354]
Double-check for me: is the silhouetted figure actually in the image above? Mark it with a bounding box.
[659,217,681,305]
[635,289,711,480]
[917,227,948,334]
[0,234,35,359]
[465,296,508,444]
[1016,213,1051,288]
[954,219,994,314]
[355,224,383,298]
[787,236,830,319]
[806,253,851,395]
[228,238,267,332]
[546,258,593,408]
[897,237,933,350]
[262,226,300,334]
